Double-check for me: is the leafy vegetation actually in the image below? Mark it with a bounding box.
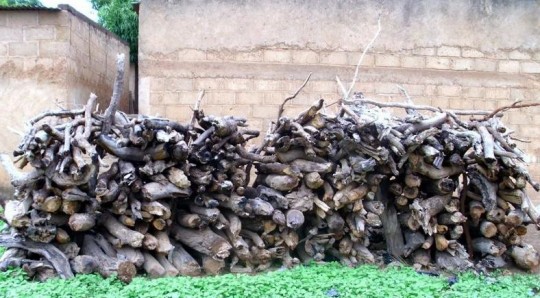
[0,262,537,298]
[91,0,138,63]
[0,0,42,7]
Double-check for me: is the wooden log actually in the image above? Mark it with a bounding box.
[202,255,225,275]
[412,249,431,266]
[404,173,422,188]
[156,254,179,277]
[41,196,62,213]
[435,234,449,251]
[177,213,202,228]
[510,244,540,270]
[479,221,497,238]
[398,212,420,231]
[468,169,497,211]
[141,181,190,201]
[472,238,500,256]
[261,175,299,191]
[171,226,232,260]
[304,172,324,190]
[61,200,80,215]
[486,208,505,223]
[189,204,220,222]
[450,225,463,240]
[410,195,451,234]
[435,251,473,271]
[68,213,95,232]
[498,189,524,205]
[286,209,305,230]
[422,236,434,249]
[437,212,467,225]
[378,183,404,258]
[333,183,368,208]
[70,255,98,274]
[403,230,426,257]
[170,244,202,276]
[155,231,174,254]
[142,252,166,278]
[5,196,32,228]
[505,209,525,227]
[55,228,71,244]
[101,213,144,248]
[143,233,158,251]
[468,200,485,226]
[116,247,144,267]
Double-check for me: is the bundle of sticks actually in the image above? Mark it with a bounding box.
[0,55,539,281]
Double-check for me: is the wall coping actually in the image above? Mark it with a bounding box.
[0,4,128,46]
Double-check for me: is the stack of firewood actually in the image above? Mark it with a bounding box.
[0,55,539,281]
[250,96,540,272]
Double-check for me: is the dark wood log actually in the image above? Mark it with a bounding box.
[0,234,73,278]
[403,230,426,257]
[468,169,497,211]
[378,182,404,258]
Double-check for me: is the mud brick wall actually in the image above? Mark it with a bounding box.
[0,6,130,194]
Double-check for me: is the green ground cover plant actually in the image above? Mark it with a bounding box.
[0,262,538,298]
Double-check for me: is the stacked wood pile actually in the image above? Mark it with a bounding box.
[0,55,539,281]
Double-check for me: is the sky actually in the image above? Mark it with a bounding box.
[40,0,98,21]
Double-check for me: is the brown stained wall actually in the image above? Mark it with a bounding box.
[0,8,130,195]
[66,9,130,111]
[138,0,540,203]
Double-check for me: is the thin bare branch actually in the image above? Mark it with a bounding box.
[483,101,540,120]
[276,72,312,122]
[344,17,381,100]
[102,53,126,135]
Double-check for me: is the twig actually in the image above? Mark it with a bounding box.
[344,17,381,101]
[343,97,493,115]
[190,90,205,127]
[510,136,531,143]
[28,109,85,126]
[483,101,540,120]
[84,93,97,139]
[102,54,126,135]
[276,73,312,122]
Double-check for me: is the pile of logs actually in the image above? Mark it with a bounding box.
[0,55,539,281]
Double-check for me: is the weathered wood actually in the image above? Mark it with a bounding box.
[377,181,404,258]
[171,226,232,260]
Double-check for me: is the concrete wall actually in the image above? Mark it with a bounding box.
[138,0,540,202]
[0,7,130,195]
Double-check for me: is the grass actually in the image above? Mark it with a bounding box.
[0,263,538,298]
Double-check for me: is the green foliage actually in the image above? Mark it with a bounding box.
[0,263,538,298]
[94,0,138,63]
[0,0,42,6]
